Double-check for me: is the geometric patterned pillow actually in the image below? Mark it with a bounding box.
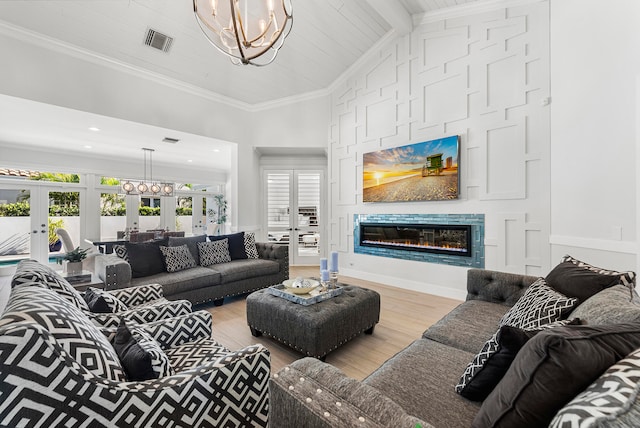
[113,244,129,262]
[499,278,578,330]
[0,285,126,382]
[159,245,196,273]
[244,232,259,259]
[114,319,174,380]
[198,239,231,266]
[549,347,640,428]
[84,287,128,313]
[11,259,90,311]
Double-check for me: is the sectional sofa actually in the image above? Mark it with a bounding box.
[95,232,289,305]
[270,257,640,427]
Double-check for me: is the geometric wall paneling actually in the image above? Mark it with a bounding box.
[334,153,358,206]
[494,212,526,272]
[337,110,357,148]
[417,26,469,71]
[479,118,527,200]
[328,0,551,287]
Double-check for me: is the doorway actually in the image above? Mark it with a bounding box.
[264,170,324,265]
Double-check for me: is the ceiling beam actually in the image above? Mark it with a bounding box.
[366,0,413,36]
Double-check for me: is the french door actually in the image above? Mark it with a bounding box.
[265,170,323,265]
[0,182,82,265]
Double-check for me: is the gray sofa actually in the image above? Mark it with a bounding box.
[96,241,288,305]
[270,267,640,427]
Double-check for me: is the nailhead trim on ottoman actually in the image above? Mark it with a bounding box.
[246,285,381,359]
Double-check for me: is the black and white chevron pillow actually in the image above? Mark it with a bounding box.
[198,239,231,266]
[160,245,196,273]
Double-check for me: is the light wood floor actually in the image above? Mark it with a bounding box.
[199,266,462,380]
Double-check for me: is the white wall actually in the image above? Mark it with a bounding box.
[0,31,329,235]
[549,0,640,272]
[328,0,551,299]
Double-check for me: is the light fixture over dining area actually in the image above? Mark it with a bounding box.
[121,148,174,197]
[193,0,293,66]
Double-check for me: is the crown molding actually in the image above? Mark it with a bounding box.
[0,19,255,112]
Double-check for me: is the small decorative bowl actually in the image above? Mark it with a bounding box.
[283,278,320,295]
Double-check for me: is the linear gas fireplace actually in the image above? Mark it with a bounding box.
[354,214,485,268]
[360,223,471,257]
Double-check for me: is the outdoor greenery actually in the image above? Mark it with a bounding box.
[0,173,224,220]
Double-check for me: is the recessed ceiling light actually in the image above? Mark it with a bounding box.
[88,127,100,132]
[211,149,220,152]
[187,159,193,163]
[83,145,92,149]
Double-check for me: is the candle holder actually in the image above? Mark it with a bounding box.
[329,271,339,289]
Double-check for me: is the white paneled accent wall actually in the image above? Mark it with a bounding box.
[329,0,550,298]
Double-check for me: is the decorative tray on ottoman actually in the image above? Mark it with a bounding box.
[267,283,344,306]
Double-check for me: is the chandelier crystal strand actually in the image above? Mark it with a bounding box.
[193,0,292,66]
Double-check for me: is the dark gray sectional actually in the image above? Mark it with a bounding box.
[96,241,288,305]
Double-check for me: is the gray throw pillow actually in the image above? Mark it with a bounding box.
[570,284,640,325]
[168,234,206,266]
[198,240,231,266]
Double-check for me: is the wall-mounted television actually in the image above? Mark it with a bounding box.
[363,135,460,202]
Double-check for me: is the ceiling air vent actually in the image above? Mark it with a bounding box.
[144,28,173,53]
[162,137,180,144]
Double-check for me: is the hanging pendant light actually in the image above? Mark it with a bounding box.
[193,0,293,66]
[120,148,175,196]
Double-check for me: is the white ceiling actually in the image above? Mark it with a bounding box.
[0,0,482,173]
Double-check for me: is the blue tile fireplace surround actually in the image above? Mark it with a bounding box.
[354,214,485,268]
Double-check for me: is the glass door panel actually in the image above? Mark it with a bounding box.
[295,172,321,264]
[100,192,126,240]
[266,172,291,247]
[48,190,80,254]
[265,170,323,265]
[0,186,33,265]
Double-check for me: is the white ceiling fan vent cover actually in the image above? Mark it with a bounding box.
[144,28,173,53]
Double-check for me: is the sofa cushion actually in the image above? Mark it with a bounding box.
[209,232,247,260]
[114,319,174,381]
[244,232,259,259]
[168,234,206,266]
[207,259,280,283]
[456,319,581,402]
[499,278,577,329]
[550,347,640,428]
[546,255,636,304]
[473,324,640,428]
[12,259,90,311]
[125,239,168,278]
[0,284,126,382]
[423,300,509,353]
[129,266,221,295]
[198,240,231,266]
[570,284,640,325]
[84,287,128,313]
[160,244,196,273]
[364,338,481,427]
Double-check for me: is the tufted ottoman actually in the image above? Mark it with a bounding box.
[246,285,380,359]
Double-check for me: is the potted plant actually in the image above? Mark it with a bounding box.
[48,218,65,252]
[58,246,88,275]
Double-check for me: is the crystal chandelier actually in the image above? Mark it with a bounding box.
[121,148,174,196]
[193,0,293,66]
